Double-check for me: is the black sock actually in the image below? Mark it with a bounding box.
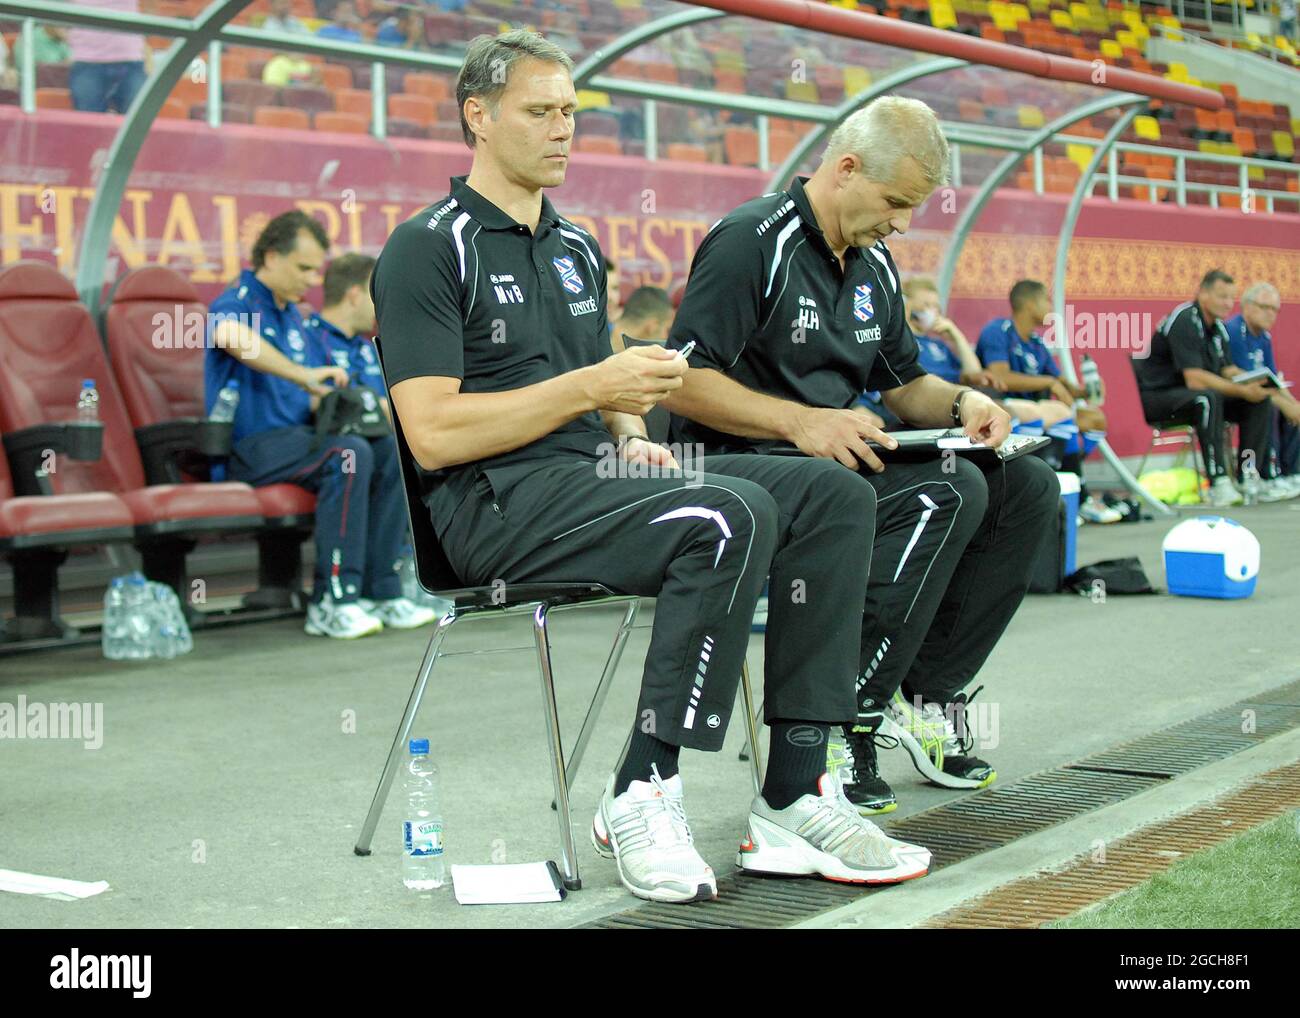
[762,721,830,809]
[615,728,680,795]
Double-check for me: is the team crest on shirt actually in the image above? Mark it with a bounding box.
[853,283,874,322]
[552,255,585,295]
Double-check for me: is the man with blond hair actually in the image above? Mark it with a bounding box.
[666,96,1059,815]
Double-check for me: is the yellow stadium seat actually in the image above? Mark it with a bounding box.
[843,66,872,96]
[1248,165,1265,182]
[1245,32,1263,49]
[786,80,818,103]
[576,89,611,110]
[930,2,958,30]
[1196,140,1218,154]
[1018,104,1045,128]
[1051,10,1074,28]
[1066,143,1094,174]
[1069,2,1090,19]
[1222,142,1242,158]
[1292,118,1300,136]
[1029,0,1051,11]
[1274,131,1295,158]
[1099,39,1123,58]
[1133,115,1161,141]
[1186,76,1202,87]
[993,10,1019,30]
[1008,3,1030,20]
[1116,30,1139,49]
[1121,9,1143,27]
[1167,60,1189,77]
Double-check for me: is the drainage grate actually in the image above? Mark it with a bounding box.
[920,761,1300,928]
[580,679,1300,929]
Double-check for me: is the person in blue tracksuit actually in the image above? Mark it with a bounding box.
[1225,281,1300,481]
[205,212,434,639]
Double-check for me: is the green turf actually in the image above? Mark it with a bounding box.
[1051,811,1300,929]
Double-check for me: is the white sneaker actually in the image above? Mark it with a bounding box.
[738,774,930,884]
[357,597,439,629]
[1207,476,1244,507]
[1256,479,1300,503]
[1080,495,1123,524]
[591,766,717,903]
[304,598,383,639]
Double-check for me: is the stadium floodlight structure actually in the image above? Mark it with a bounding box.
[0,0,1233,511]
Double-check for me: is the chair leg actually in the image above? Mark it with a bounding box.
[562,599,638,793]
[533,604,581,891]
[354,609,456,856]
[739,661,764,797]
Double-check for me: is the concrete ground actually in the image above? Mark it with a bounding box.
[2,500,1299,929]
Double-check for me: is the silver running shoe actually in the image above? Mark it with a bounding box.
[591,765,717,903]
[738,775,930,884]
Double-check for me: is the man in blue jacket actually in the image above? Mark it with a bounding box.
[206,211,435,639]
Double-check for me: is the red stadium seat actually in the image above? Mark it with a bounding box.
[100,266,317,609]
[0,439,134,643]
[0,262,264,612]
[334,88,372,117]
[319,64,353,91]
[401,72,451,101]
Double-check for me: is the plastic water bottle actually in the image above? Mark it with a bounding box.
[101,578,130,660]
[77,379,99,423]
[1241,462,1261,506]
[123,573,152,659]
[402,738,446,890]
[1080,355,1103,405]
[209,380,240,423]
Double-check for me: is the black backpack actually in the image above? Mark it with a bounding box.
[311,386,390,449]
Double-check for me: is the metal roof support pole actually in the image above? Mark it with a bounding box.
[1050,104,1172,516]
[936,93,1147,308]
[74,0,252,315]
[571,8,725,88]
[763,57,966,190]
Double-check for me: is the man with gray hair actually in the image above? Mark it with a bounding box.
[666,96,1059,814]
[373,30,930,904]
[1225,281,1300,490]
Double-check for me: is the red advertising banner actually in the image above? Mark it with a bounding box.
[3,108,1298,456]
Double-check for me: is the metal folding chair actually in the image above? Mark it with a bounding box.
[353,342,763,889]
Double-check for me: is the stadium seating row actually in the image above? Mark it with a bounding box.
[0,262,316,643]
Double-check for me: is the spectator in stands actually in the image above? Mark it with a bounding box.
[665,96,1059,814]
[1281,0,1298,43]
[376,8,429,50]
[13,23,71,67]
[262,0,309,35]
[206,211,437,639]
[1133,269,1283,507]
[0,36,13,91]
[68,0,147,115]
[374,29,928,901]
[1225,281,1300,490]
[317,1,365,43]
[262,53,320,88]
[305,253,390,421]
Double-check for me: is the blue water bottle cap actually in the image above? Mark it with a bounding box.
[227,379,239,390]
[409,738,429,755]
[82,378,95,388]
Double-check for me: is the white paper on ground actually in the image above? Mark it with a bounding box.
[451,862,564,905]
[0,868,111,900]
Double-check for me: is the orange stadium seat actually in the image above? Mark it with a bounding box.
[723,127,759,166]
[253,105,310,130]
[319,64,353,91]
[157,97,188,120]
[574,136,623,155]
[334,88,372,116]
[665,142,709,163]
[402,73,451,101]
[314,111,369,134]
[35,88,72,110]
[388,93,437,126]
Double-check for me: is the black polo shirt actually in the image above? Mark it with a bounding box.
[372,175,612,526]
[1134,298,1230,392]
[667,175,924,454]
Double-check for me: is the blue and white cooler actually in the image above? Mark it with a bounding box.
[1027,471,1079,592]
[1162,516,1260,599]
